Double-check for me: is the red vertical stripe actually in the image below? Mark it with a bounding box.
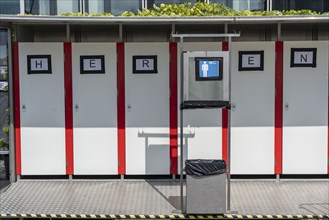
[169,42,178,174]
[13,42,21,175]
[117,42,126,175]
[222,42,229,166]
[275,41,283,175]
[64,42,74,175]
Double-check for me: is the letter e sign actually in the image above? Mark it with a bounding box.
[27,55,52,74]
[238,51,264,71]
[80,55,105,74]
[290,48,317,68]
[133,55,158,74]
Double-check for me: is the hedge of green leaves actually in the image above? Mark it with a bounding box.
[58,2,329,17]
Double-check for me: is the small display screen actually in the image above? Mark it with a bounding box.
[195,57,223,81]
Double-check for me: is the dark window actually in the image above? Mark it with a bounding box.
[85,0,142,15]
[108,0,142,15]
[209,0,233,9]
[0,0,20,14]
[211,0,267,11]
[273,0,329,13]
[25,0,79,15]
[230,0,266,11]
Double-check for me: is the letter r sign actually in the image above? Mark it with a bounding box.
[133,55,158,74]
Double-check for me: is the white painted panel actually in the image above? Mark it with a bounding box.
[19,43,65,175]
[125,43,170,175]
[231,42,275,174]
[72,43,118,175]
[178,42,223,174]
[283,41,328,174]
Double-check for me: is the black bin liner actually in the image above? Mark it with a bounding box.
[185,159,226,177]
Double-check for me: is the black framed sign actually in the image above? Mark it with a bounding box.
[290,48,317,68]
[80,55,105,74]
[133,55,158,74]
[27,55,52,74]
[195,57,223,81]
[238,51,264,71]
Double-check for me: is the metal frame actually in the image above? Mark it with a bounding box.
[0,28,15,182]
[1,16,328,25]
[171,33,240,213]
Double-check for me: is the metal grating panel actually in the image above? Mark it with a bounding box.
[0,179,328,217]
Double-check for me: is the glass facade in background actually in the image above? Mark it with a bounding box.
[25,0,79,15]
[0,0,20,14]
[273,0,329,13]
[1,0,328,15]
[0,30,9,152]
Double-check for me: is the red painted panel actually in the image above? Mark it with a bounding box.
[64,42,74,175]
[117,42,126,175]
[222,42,228,167]
[13,42,21,175]
[169,42,178,174]
[275,41,283,174]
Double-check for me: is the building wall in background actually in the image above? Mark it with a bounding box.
[0,0,328,15]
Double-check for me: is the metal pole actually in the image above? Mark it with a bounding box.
[66,24,70,42]
[227,36,232,211]
[179,36,185,214]
[7,27,16,183]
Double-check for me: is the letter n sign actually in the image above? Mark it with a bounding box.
[27,55,52,74]
[133,55,158,74]
[80,55,105,74]
[290,48,317,68]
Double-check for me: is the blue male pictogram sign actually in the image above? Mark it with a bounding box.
[195,57,222,81]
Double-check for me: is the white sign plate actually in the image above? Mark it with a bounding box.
[0,81,8,91]
[133,55,158,74]
[239,51,264,71]
[80,55,105,74]
[291,48,317,67]
[27,55,52,74]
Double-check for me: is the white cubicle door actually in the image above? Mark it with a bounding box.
[72,43,118,175]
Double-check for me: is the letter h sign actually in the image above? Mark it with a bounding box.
[27,55,52,74]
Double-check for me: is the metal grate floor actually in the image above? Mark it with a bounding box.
[0,179,328,216]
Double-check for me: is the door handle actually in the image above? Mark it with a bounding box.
[22,104,26,112]
[75,104,79,112]
[231,103,236,111]
[284,103,289,111]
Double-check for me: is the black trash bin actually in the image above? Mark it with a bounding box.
[185,159,227,214]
